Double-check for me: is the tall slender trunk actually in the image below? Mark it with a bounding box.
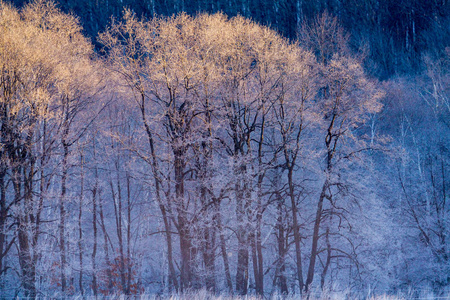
[18,219,35,298]
[29,124,47,297]
[235,177,249,295]
[59,140,69,293]
[200,96,215,292]
[78,151,84,295]
[0,107,6,286]
[111,172,127,293]
[306,177,329,291]
[18,132,38,298]
[233,129,251,295]
[59,95,71,294]
[320,226,331,289]
[0,170,6,279]
[306,112,337,291]
[126,173,132,293]
[160,204,177,291]
[252,197,264,295]
[140,92,178,291]
[99,194,114,293]
[202,225,215,292]
[200,187,215,292]
[174,147,195,291]
[254,166,264,295]
[288,166,304,292]
[91,164,98,296]
[275,198,288,294]
[15,161,36,298]
[216,201,233,293]
[254,113,265,296]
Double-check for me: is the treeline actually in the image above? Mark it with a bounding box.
[9,0,450,78]
[0,0,449,298]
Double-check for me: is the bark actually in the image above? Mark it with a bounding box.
[201,196,216,292]
[235,229,249,295]
[252,202,264,295]
[15,164,36,298]
[99,194,114,293]
[235,179,249,295]
[0,170,6,278]
[320,227,332,289]
[59,139,69,293]
[288,166,304,292]
[275,199,288,294]
[17,130,38,298]
[78,152,84,295]
[306,112,337,291]
[200,96,216,292]
[305,178,329,291]
[278,89,306,293]
[173,145,197,290]
[91,167,98,296]
[174,147,191,290]
[254,113,265,296]
[140,91,178,291]
[59,94,72,293]
[18,220,36,298]
[126,173,132,294]
[202,230,215,292]
[160,203,177,291]
[233,130,251,295]
[111,175,127,293]
[216,202,233,293]
[250,233,257,293]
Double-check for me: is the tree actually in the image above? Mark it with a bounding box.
[269,46,318,293]
[0,1,101,296]
[300,12,384,292]
[99,10,320,294]
[386,50,450,289]
[0,2,62,295]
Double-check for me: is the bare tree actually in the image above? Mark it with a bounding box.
[304,50,383,293]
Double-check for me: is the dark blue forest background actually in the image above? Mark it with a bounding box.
[9,0,450,78]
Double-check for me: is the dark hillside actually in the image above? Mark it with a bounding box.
[9,0,450,77]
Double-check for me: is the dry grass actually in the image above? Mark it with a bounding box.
[66,289,449,300]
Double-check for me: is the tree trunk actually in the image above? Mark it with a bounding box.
[254,180,264,295]
[140,92,178,291]
[320,226,331,289]
[174,147,194,290]
[201,206,216,292]
[275,197,288,295]
[126,173,132,293]
[111,175,127,293]
[216,202,233,293]
[78,151,84,295]
[15,165,36,298]
[200,96,216,293]
[235,231,249,295]
[18,220,36,298]
[160,203,177,291]
[305,178,329,291]
[59,141,69,293]
[203,235,216,292]
[288,166,304,292]
[0,170,6,278]
[99,194,114,293]
[235,182,249,295]
[250,233,258,293]
[91,166,98,296]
